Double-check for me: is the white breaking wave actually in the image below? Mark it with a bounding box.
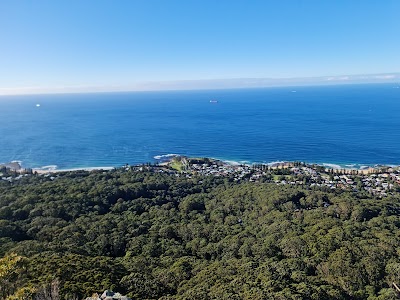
[38,165,58,170]
[345,164,356,168]
[322,163,342,169]
[222,160,241,166]
[266,161,286,166]
[154,154,180,160]
[56,166,114,172]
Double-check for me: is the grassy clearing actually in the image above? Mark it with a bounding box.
[170,160,183,172]
[272,174,292,181]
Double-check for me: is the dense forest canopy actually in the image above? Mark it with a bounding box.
[1,168,400,299]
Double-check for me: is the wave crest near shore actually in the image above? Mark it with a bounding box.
[154,154,180,160]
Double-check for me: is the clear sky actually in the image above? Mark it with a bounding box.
[1,0,399,94]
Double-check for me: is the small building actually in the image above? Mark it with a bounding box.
[85,290,131,300]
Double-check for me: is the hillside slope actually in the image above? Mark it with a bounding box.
[1,169,400,299]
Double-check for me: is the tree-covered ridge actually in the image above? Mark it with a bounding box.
[1,168,400,299]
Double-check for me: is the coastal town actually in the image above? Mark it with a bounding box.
[154,156,400,197]
[2,156,399,198]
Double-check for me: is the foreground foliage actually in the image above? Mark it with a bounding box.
[1,169,400,299]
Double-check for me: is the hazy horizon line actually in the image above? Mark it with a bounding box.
[1,72,399,96]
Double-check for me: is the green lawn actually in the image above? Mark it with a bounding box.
[170,160,183,171]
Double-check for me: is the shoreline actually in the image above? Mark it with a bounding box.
[150,153,400,170]
[0,162,115,174]
[3,156,399,198]
[32,166,115,174]
[209,157,399,174]
[2,157,399,175]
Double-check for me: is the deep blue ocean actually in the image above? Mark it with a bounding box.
[1,83,399,170]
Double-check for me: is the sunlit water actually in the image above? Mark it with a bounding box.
[1,84,399,170]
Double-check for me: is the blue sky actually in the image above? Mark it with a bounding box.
[1,0,399,94]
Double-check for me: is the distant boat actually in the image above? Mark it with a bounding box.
[209,100,218,103]
[36,104,41,107]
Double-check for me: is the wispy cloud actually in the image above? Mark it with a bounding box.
[373,74,396,79]
[1,73,399,96]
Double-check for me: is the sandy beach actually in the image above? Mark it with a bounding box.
[31,166,115,174]
[1,159,398,176]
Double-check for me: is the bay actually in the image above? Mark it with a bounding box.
[0,83,399,169]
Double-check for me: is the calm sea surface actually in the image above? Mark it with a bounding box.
[0,84,399,170]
